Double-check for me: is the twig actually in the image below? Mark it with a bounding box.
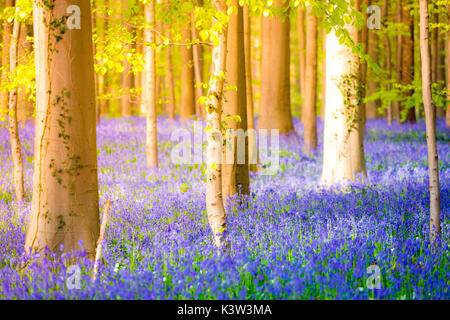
[92,200,112,283]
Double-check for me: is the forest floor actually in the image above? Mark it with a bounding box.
[0,117,449,299]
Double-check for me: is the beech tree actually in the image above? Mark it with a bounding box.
[419,0,441,245]
[321,0,367,185]
[205,0,228,249]
[302,3,318,154]
[400,0,416,123]
[221,1,249,200]
[25,0,100,257]
[143,0,158,169]
[180,17,196,120]
[8,5,24,202]
[258,0,293,134]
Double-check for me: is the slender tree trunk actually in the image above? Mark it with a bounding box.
[259,0,293,134]
[366,26,380,119]
[359,0,369,126]
[143,1,158,169]
[121,0,133,117]
[321,0,367,185]
[17,23,32,122]
[25,0,100,257]
[383,0,393,124]
[192,2,204,118]
[393,0,402,121]
[8,7,24,202]
[164,16,176,120]
[1,0,14,115]
[243,4,258,172]
[435,12,445,118]
[446,4,450,127]
[180,18,196,120]
[419,0,441,245]
[298,6,306,106]
[206,0,228,250]
[303,4,318,154]
[222,0,249,201]
[400,0,416,123]
[321,26,326,120]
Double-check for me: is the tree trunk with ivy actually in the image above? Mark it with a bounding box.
[8,8,24,203]
[206,0,228,249]
[25,0,100,258]
[259,0,293,134]
[222,0,249,201]
[321,2,367,186]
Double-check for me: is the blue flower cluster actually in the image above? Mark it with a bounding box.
[0,117,448,299]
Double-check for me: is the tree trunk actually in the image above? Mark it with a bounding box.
[393,0,402,121]
[243,4,258,172]
[321,1,367,186]
[400,0,416,123]
[25,0,100,258]
[383,0,393,124]
[303,4,318,154]
[165,19,176,120]
[446,4,450,127]
[419,0,441,245]
[192,2,204,118]
[8,7,24,202]
[259,0,293,134]
[298,6,306,106]
[359,0,369,126]
[180,18,195,120]
[366,27,380,119]
[321,26,326,120]
[1,0,14,116]
[17,23,32,122]
[222,0,249,201]
[206,0,229,250]
[121,0,134,117]
[143,1,158,169]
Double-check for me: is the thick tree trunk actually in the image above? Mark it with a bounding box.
[143,1,158,169]
[259,0,293,134]
[419,0,441,245]
[400,0,416,123]
[25,0,100,258]
[321,2,367,186]
[222,1,249,201]
[206,0,228,250]
[1,0,14,115]
[303,5,318,154]
[180,18,196,120]
[298,6,306,105]
[243,4,258,172]
[8,8,24,203]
